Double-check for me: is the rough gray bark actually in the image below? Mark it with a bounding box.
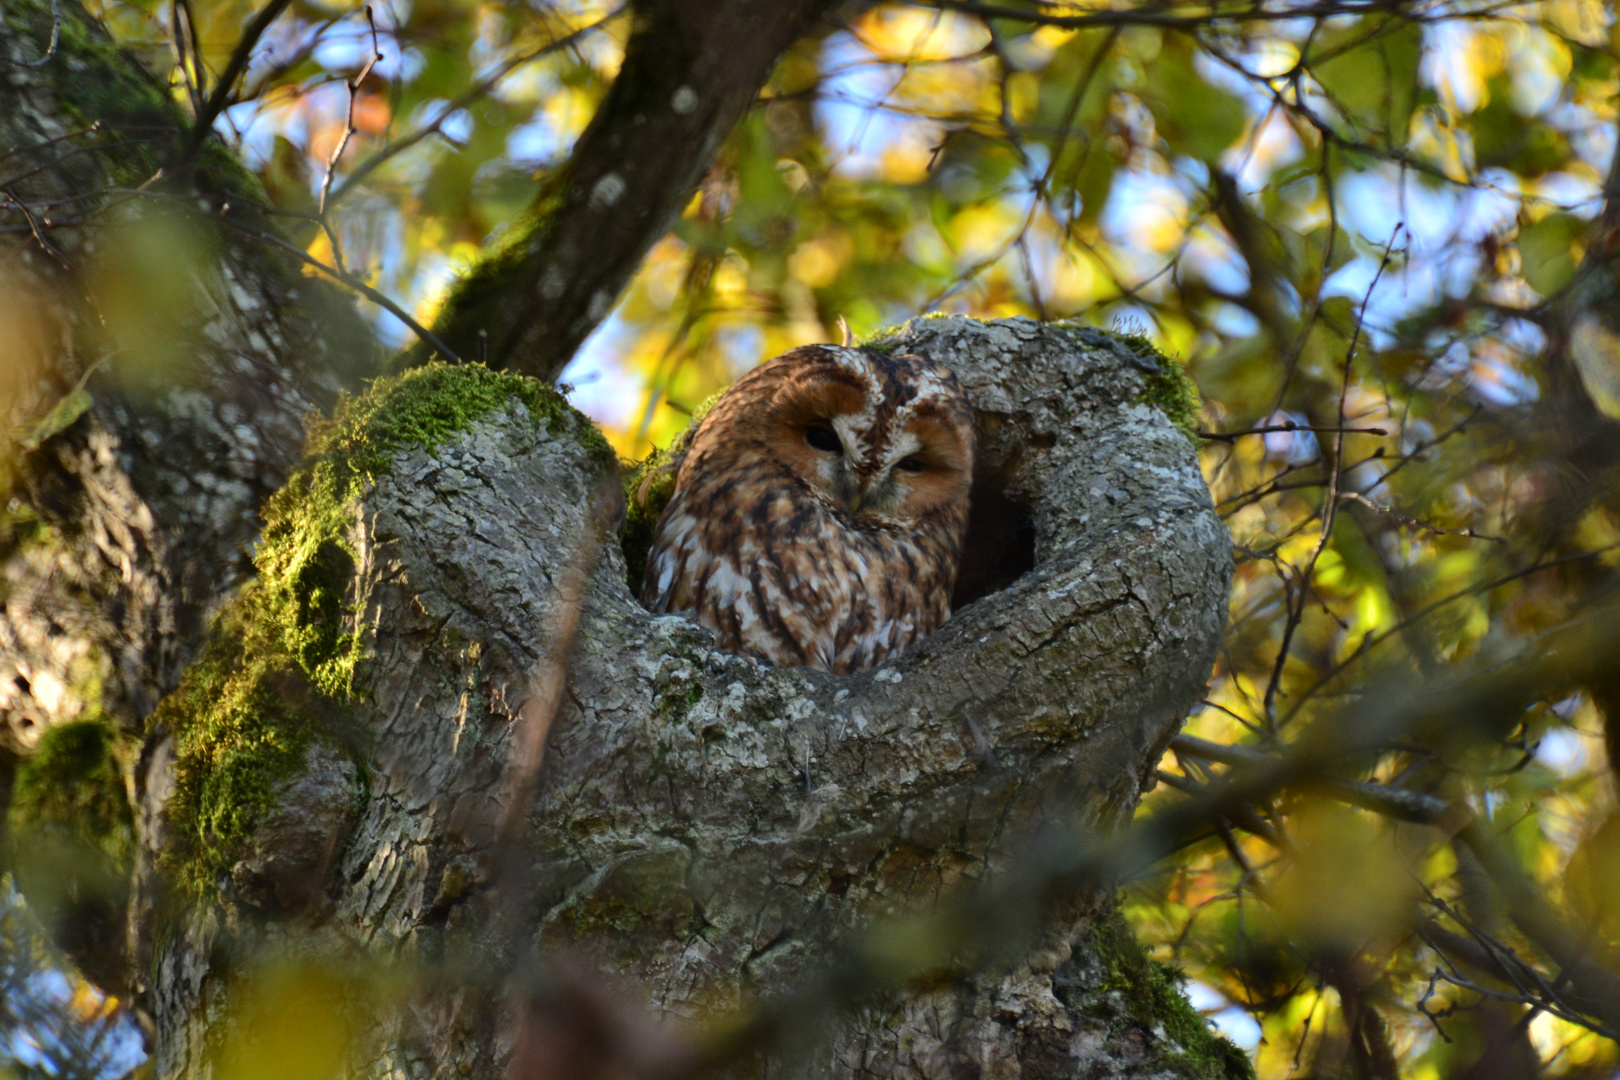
[149,316,1232,1078]
[0,0,381,1000]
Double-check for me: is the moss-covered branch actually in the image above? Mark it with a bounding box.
[155,364,609,898]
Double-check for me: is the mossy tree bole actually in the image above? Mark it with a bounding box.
[155,364,609,901]
[140,317,1238,1078]
[0,5,1244,1079]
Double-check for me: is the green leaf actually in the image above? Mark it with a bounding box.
[21,388,92,451]
[1471,78,1570,177]
[1311,17,1423,145]
[1141,37,1245,163]
[1519,212,1583,295]
[1071,142,1123,227]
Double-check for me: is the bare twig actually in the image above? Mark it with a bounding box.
[205,204,462,360]
[1200,424,1388,442]
[1261,224,1404,730]
[177,0,295,164]
[325,8,626,210]
[1338,491,1507,544]
[317,6,383,214]
[2,186,73,272]
[5,0,59,69]
[0,122,102,169]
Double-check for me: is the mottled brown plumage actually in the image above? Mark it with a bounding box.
[641,344,976,674]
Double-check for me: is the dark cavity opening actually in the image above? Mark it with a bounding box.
[951,468,1036,610]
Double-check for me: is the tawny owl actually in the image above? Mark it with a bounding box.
[640,344,976,675]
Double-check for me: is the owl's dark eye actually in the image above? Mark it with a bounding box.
[805,425,843,454]
[895,456,926,474]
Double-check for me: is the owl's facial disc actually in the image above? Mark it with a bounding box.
[802,417,866,509]
[855,419,972,523]
[764,349,974,526]
[790,412,969,524]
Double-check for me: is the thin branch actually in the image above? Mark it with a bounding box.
[1261,224,1404,730]
[924,0,1430,30]
[325,8,625,210]
[169,0,203,117]
[214,207,462,361]
[1339,491,1507,544]
[5,0,60,69]
[1200,424,1388,442]
[317,7,382,215]
[177,0,295,164]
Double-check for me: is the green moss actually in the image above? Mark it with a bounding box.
[855,325,905,354]
[160,362,608,897]
[311,360,613,482]
[617,388,724,594]
[262,361,611,698]
[6,719,136,962]
[855,311,963,354]
[1070,326,1203,444]
[655,679,704,724]
[153,614,322,897]
[8,720,133,867]
[1084,908,1255,1080]
[1132,352,1203,445]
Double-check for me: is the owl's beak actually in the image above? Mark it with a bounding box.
[848,490,863,513]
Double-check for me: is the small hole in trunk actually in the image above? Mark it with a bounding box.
[951,469,1036,609]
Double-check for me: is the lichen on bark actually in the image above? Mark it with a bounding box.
[863,314,1204,444]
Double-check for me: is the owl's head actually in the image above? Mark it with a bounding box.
[752,345,976,527]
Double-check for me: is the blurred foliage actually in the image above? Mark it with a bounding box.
[7,0,1620,1075]
[0,882,142,1078]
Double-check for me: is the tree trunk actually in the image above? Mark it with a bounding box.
[0,6,1241,1078]
[145,317,1234,1078]
[0,0,378,996]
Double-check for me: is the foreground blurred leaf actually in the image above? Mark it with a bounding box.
[1310,17,1423,145]
[1566,811,1620,947]
[1519,212,1583,296]
[213,963,355,1080]
[1266,803,1417,951]
[18,390,91,452]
